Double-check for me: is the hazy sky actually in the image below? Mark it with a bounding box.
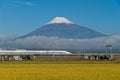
[0,0,120,36]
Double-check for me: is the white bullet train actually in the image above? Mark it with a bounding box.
[0,50,72,55]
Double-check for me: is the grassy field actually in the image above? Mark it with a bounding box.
[0,61,120,80]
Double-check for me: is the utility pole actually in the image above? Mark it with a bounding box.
[105,45,112,54]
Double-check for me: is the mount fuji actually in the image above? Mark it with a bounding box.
[21,17,106,39]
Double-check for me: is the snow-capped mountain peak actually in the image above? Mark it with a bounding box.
[47,17,73,24]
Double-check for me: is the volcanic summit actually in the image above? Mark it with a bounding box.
[21,17,106,39]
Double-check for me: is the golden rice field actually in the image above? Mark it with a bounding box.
[0,61,120,80]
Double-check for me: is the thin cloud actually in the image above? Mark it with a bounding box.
[3,1,38,7]
[21,2,37,6]
[13,1,37,7]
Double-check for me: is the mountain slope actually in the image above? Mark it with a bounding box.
[20,17,106,39]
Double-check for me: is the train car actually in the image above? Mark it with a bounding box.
[0,50,72,55]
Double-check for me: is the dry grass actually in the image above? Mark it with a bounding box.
[0,61,120,80]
